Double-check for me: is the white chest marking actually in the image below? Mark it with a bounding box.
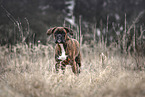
[58,44,67,61]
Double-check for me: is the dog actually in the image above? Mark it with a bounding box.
[46,27,81,74]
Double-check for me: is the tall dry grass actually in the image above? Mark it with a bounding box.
[0,42,145,97]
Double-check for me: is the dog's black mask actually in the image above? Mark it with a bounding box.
[54,30,66,43]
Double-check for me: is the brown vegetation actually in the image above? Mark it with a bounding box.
[0,42,145,97]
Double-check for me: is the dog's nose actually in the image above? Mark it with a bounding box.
[58,34,62,37]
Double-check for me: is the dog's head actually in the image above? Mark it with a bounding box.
[46,27,73,43]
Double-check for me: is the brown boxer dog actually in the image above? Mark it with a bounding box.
[46,27,81,74]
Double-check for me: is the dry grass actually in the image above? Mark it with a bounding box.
[0,43,145,97]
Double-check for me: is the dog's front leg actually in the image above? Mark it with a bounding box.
[70,59,78,74]
[60,63,66,74]
[55,62,66,74]
[60,58,70,74]
[55,62,60,73]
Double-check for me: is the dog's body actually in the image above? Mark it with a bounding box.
[46,27,81,74]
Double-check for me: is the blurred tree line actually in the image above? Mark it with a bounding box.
[0,0,145,53]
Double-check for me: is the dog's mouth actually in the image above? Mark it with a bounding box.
[57,39,61,43]
[55,34,66,44]
[55,39,64,43]
[55,38,66,44]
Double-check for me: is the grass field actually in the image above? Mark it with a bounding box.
[0,43,145,97]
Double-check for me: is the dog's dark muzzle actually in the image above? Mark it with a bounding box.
[55,34,66,43]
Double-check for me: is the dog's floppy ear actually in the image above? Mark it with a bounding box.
[64,27,73,36]
[46,27,57,35]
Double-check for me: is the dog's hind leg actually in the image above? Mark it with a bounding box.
[55,62,60,73]
[70,58,79,74]
[75,54,81,73]
[77,63,81,74]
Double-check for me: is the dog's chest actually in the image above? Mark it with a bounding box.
[58,44,67,61]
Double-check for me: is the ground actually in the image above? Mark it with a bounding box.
[0,43,145,97]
